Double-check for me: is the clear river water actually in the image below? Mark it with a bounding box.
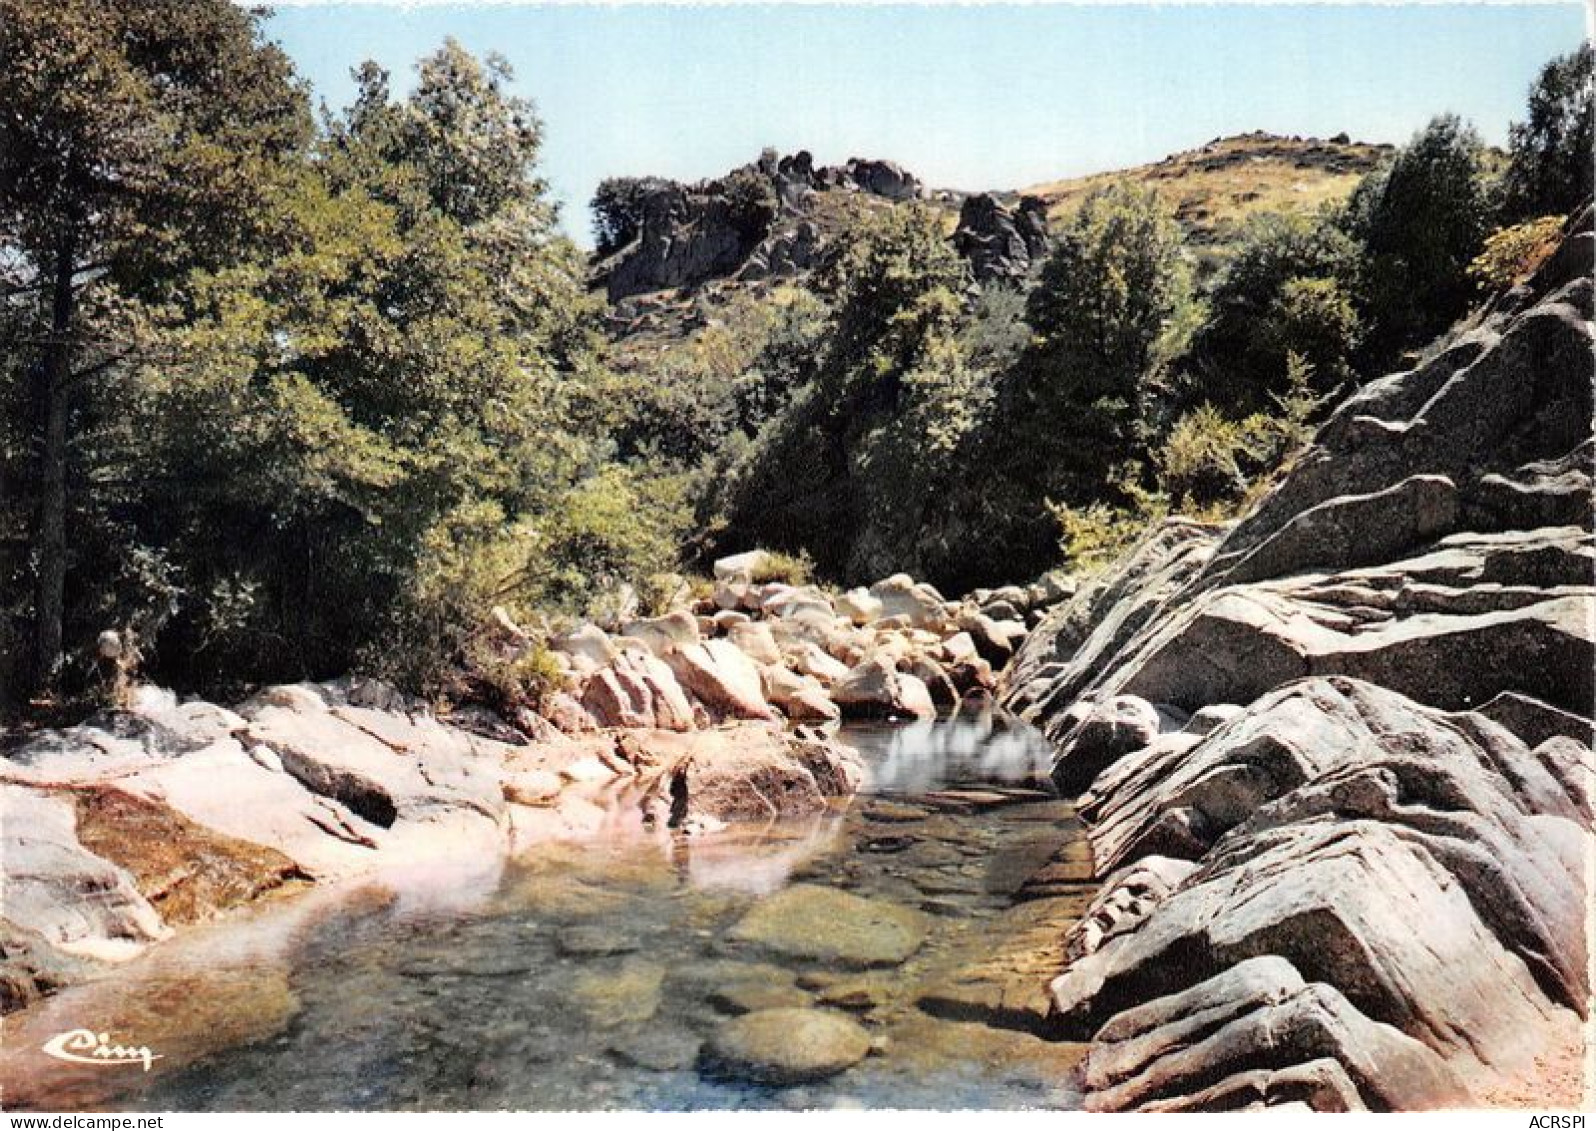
[3,711,1092,1112]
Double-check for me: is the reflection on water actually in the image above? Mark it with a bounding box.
[2,710,1085,1112]
[842,707,1057,794]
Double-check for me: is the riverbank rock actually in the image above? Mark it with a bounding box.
[666,640,778,722]
[531,553,1045,733]
[1010,209,1595,1110]
[833,658,936,721]
[549,624,618,672]
[69,786,308,925]
[239,688,509,846]
[0,922,91,1014]
[581,648,698,731]
[760,665,841,722]
[618,610,700,655]
[701,1007,872,1085]
[1080,957,1469,1112]
[636,724,862,829]
[869,574,954,630]
[0,785,169,961]
[1048,695,1162,793]
[836,587,885,625]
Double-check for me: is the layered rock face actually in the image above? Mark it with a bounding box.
[1004,209,1595,1110]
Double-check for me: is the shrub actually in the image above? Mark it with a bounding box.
[531,466,690,617]
[745,549,814,586]
[457,637,566,715]
[1046,466,1170,574]
[1156,404,1249,506]
[1468,216,1565,290]
[1155,353,1331,514]
[1180,210,1361,415]
[1046,494,1167,576]
[958,284,1030,374]
[706,205,975,582]
[1007,183,1193,507]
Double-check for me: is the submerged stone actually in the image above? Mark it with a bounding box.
[569,961,665,1027]
[701,1007,872,1086]
[861,801,931,824]
[607,1027,703,1072]
[556,924,641,957]
[814,977,895,1013]
[706,980,813,1015]
[728,884,930,968]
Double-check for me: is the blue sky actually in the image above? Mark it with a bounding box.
[263,3,1591,244]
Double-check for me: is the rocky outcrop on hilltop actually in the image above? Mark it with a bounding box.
[1004,207,1595,1110]
[600,170,778,302]
[599,151,927,303]
[953,193,1050,284]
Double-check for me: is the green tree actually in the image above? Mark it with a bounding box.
[1027,184,1190,380]
[706,205,979,581]
[1018,183,1192,484]
[813,202,969,378]
[1343,114,1493,363]
[1184,210,1361,411]
[141,42,618,691]
[905,184,1193,589]
[0,0,310,697]
[1502,44,1594,222]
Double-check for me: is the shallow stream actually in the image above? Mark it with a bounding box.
[4,712,1091,1111]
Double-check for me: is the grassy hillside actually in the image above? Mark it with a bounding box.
[603,132,1395,355]
[1023,131,1392,273]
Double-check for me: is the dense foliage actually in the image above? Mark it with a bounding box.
[1,0,312,700]
[1502,44,1594,223]
[1183,212,1362,412]
[702,205,982,581]
[1,7,678,709]
[1341,114,1495,362]
[3,3,1584,715]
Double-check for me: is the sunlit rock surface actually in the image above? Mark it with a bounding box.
[1006,209,1595,1110]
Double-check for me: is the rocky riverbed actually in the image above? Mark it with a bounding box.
[1,714,1096,1111]
[1,555,1068,1017]
[2,213,1591,1114]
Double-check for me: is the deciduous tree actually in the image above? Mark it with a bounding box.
[0,0,310,695]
